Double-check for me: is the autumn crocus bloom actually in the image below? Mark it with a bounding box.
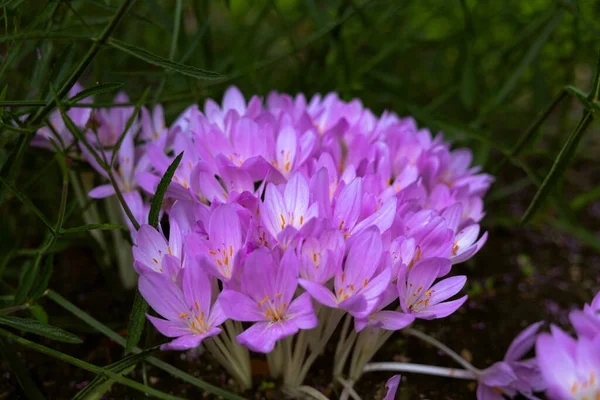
[536,326,600,400]
[132,224,182,280]
[477,322,545,400]
[569,291,600,339]
[397,258,467,319]
[300,227,391,318]
[261,172,318,240]
[140,266,225,350]
[219,248,318,353]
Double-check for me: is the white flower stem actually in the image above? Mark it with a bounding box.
[404,328,481,374]
[363,362,477,380]
[337,377,362,400]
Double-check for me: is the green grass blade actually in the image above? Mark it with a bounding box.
[108,38,224,80]
[29,253,53,301]
[0,176,55,234]
[521,111,595,224]
[68,82,124,104]
[28,0,137,126]
[565,85,600,112]
[124,289,148,354]
[61,223,127,234]
[73,345,160,400]
[571,184,600,211]
[0,328,186,400]
[482,11,563,115]
[148,151,183,228]
[0,315,82,343]
[47,290,246,399]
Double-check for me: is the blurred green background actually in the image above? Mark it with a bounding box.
[1,0,600,398]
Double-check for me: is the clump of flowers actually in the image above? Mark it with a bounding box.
[35,86,493,395]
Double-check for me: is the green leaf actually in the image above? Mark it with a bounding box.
[483,11,563,114]
[565,85,600,113]
[67,82,124,104]
[521,111,595,224]
[30,253,53,301]
[107,38,224,80]
[148,151,183,228]
[110,87,149,166]
[73,345,160,400]
[60,223,127,234]
[28,305,48,325]
[124,289,148,354]
[0,315,82,343]
[0,328,186,400]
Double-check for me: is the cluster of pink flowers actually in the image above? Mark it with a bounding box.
[35,86,492,353]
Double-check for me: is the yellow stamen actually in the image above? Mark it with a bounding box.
[152,258,159,264]
[425,290,433,296]
[363,278,368,288]
[417,286,423,293]
[451,242,459,256]
[338,288,344,296]
[285,161,291,171]
[416,248,422,261]
[313,253,318,262]
[341,273,345,282]
[229,245,233,256]
[179,313,188,319]
[280,214,286,229]
[261,295,270,304]
[194,302,199,310]
[339,220,345,231]
[571,382,578,395]
[209,250,217,255]
[168,245,172,256]
[216,259,223,266]
[275,293,282,297]
[300,216,304,225]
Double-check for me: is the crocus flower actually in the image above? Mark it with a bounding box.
[477,322,545,399]
[140,265,225,350]
[569,291,600,339]
[383,375,401,400]
[397,258,467,319]
[536,325,600,400]
[300,227,391,318]
[133,224,182,280]
[219,248,318,353]
[33,83,92,151]
[261,171,319,240]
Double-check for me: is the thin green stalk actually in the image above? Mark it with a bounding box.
[27,0,136,126]
[0,328,185,400]
[46,290,245,399]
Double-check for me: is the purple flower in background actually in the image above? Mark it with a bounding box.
[477,322,544,400]
[219,248,318,353]
[398,258,467,319]
[33,83,92,151]
[569,291,600,339]
[536,325,600,400]
[139,266,225,350]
